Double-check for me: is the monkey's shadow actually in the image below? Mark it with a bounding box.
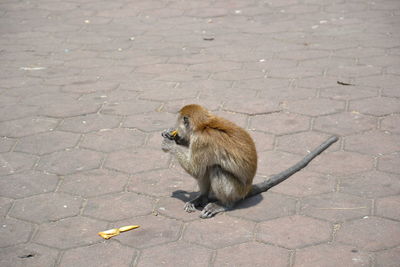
[171,190,263,211]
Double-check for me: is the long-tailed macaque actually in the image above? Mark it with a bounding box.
[161,104,338,218]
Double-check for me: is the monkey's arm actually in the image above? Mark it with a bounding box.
[247,136,339,198]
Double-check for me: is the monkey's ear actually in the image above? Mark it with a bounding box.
[183,116,189,127]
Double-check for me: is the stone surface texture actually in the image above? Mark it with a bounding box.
[0,0,399,266]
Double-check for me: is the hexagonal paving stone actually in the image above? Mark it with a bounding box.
[34,216,107,249]
[214,241,289,266]
[320,86,378,100]
[356,75,400,98]
[80,128,146,152]
[307,151,374,176]
[345,130,400,155]
[0,117,59,138]
[184,215,254,249]
[9,193,82,223]
[328,64,382,78]
[268,67,322,79]
[79,90,141,104]
[143,131,166,150]
[257,151,302,176]
[223,98,281,115]
[229,192,296,222]
[340,171,400,198]
[123,112,176,132]
[138,241,212,267]
[163,97,222,114]
[139,87,198,101]
[0,137,15,153]
[294,243,371,267]
[62,81,119,94]
[83,192,154,221]
[37,149,103,175]
[15,131,80,155]
[285,98,345,116]
[249,131,274,152]
[59,241,136,267]
[336,47,385,59]
[0,243,59,267]
[112,215,182,249]
[212,69,264,81]
[295,76,340,89]
[135,63,186,74]
[336,216,400,251]
[314,112,377,136]
[250,112,310,135]
[0,197,12,217]
[381,114,400,134]
[60,169,128,197]
[270,171,336,197]
[378,153,400,174]
[188,61,242,72]
[105,148,169,174]
[101,100,160,116]
[38,99,101,118]
[300,192,371,222]
[277,132,339,155]
[0,152,37,175]
[155,71,208,82]
[155,195,202,222]
[58,114,122,133]
[376,195,400,221]
[233,78,288,91]
[212,110,249,128]
[0,105,39,122]
[128,169,195,197]
[200,87,257,103]
[0,171,58,198]
[375,247,400,267]
[0,218,33,248]
[256,215,331,249]
[349,97,400,116]
[258,86,316,101]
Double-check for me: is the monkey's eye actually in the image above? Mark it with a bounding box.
[183,116,189,127]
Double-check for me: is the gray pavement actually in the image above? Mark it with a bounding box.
[1,0,400,266]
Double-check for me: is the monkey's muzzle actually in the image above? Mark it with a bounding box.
[162,129,178,141]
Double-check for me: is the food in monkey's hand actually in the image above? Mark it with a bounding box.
[98,225,140,239]
[162,129,178,140]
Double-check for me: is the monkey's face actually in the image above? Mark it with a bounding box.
[175,115,191,147]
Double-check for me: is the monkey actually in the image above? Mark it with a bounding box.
[161,104,338,218]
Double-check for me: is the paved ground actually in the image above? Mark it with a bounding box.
[0,0,400,266]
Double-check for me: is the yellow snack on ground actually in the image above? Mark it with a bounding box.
[98,225,140,239]
[119,225,140,232]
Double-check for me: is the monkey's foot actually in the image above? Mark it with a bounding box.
[184,202,196,213]
[184,195,209,213]
[200,202,227,219]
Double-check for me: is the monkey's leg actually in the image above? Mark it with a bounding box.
[184,177,210,212]
[199,166,243,218]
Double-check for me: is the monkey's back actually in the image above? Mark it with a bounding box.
[194,115,257,186]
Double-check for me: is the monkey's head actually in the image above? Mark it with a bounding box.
[175,104,211,146]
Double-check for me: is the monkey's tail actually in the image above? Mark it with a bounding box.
[247,135,339,198]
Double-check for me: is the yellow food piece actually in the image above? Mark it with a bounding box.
[171,130,177,137]
[98,225,140,239]
[98,229,120,239]
[119,225,140,232]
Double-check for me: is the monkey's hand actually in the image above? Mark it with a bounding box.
[161,136,176,152]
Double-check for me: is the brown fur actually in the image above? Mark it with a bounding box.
[164,104,257,217]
